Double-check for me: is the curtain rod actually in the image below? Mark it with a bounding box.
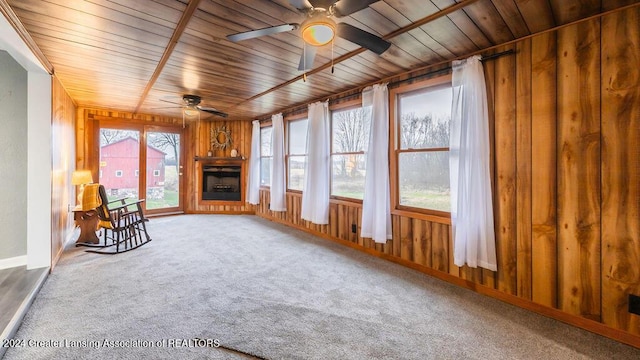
[389,49,515,88]
[262,49,515,121]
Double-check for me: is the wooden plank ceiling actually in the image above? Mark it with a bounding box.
[4,0,639,120]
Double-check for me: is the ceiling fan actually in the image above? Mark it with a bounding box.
[226,0,391,71]
[160,94,228,118]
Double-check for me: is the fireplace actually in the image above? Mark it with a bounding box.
[202,165,241,201]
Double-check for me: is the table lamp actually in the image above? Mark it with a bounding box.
[72,170,94,204]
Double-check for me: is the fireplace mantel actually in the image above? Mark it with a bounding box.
[194,156,246,163]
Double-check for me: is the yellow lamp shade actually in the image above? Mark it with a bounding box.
[71,170,93,185]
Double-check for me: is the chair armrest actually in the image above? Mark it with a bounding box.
[107,199,146,212]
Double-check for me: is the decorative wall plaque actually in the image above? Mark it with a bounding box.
[211,125,232,150]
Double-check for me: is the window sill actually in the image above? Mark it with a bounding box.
[392,208,451,225]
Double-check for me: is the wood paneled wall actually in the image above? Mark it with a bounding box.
[51,75,76,269]
[256,8,640,345]
[75,109,255,214]
[186,119,254,213]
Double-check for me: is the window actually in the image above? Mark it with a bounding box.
[115,170,123,177]
[135,170,139,177]
[395,80,452,213]
[260,126,273,186]
[153,170,160,177]
[287,118,308,191]
[331,106,371,200]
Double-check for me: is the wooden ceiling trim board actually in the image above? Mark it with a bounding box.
[0,0,53,73]
[231,0,481,112]
[133,0,202,114]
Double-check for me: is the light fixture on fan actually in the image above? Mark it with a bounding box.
[183,106,199,117]
[301,15,336,46]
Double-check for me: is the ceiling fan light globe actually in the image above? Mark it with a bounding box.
[301,19,335,46]
[183,107,199,116]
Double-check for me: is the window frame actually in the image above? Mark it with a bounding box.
[285,113,309,192]
[259,123,273,188]
[390,75,453,218]
[329,99,369,203]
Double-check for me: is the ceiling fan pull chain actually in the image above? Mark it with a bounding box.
[303,42,307,82]
[331,37,335,74]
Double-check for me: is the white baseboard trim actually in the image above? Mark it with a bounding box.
[0,255,28,270]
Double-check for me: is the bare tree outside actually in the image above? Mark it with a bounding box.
[331,107,370,198]
[100,129,138,146]
[397,84,452,211]
[148,132,180,173]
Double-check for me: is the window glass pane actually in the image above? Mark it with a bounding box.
[332,107,371,153]
[331,154,366,199]
[99,129,140,202]
[260,157,271,186]
[398,151,450,211]
[399,85,452,149]
[288,155,307,191]
[289,119,308,155]
[146,131,180,210]
[260,127,272,156]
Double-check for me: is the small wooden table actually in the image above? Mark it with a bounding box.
[73,207,100,246]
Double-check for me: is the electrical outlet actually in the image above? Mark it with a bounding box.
[351,224,357,234]
[629,294,640,315]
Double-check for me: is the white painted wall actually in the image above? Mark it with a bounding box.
[0,51,27,261]
[1,10,52,270]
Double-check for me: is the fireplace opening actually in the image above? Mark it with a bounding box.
[202,165,241,201]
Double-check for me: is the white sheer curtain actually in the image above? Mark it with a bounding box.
[360,83,392,243]
[270,113,286,211]
[301,101,330,224]
[450,55,497,271]
[247,120,261,205]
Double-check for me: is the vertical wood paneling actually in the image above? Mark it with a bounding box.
[515,38,533,300]
[400,216,413,261]
[51,76,76,269]
[601,8,640,335]
[482,51,498,289]
[531,31,558,308]
[494,45,518,295]
[431,222,448,273]
[557,19,602,320]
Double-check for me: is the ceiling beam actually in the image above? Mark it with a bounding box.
[134,0,203,114]
[229,0,481,112]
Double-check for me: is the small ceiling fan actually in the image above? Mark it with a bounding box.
[160,94,228,118]
[226,0,391,71]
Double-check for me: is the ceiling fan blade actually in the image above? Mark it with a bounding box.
[198,106,228,118]
[227,23,299,42]
[159,98,185,106]
[336,22,390,55]
[334,0,378,17]
[297,45,317,71]
[289,0,312,10]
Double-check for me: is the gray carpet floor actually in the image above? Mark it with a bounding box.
[4,214,640,359]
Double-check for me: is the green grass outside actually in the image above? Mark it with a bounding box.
[146,190,178,209]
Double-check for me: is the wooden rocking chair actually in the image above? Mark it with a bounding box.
[87,184,152,254]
